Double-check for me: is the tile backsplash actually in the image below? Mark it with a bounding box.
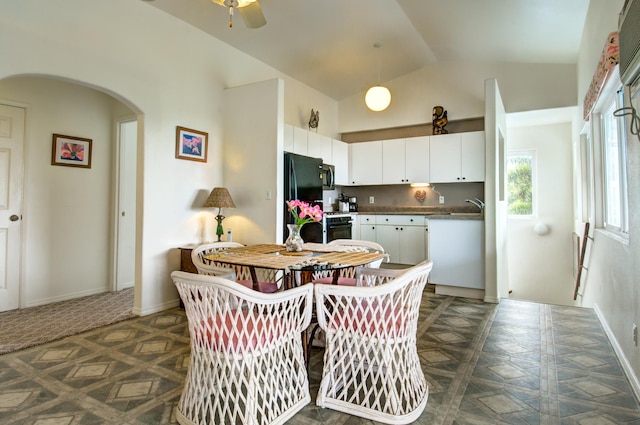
[323,182,484,211]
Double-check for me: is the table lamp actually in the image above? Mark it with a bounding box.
[203,187,236,241]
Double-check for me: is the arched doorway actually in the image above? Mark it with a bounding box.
[0,75,141,311]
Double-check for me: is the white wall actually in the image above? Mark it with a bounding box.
[574,0,640,397]
[339,61,577,133]
[0,0,339,315]
[507,122,575,305]
[483,79,508,303]
[223,79,283,246]
[0,77,128,305]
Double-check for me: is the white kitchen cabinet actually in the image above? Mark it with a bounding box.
[428,219,484,289]
[283,124,309,156]
[429,131,484,183]
[351,214,361,240]
[307,132,332,163]
[405,136,430,183]
[381,136,430,185]
[350,141,382,185]
[332,139,349,185]
[375,215,427,265]
[382,138,406,184]
[283,124,294,152]
[293,126,309,156]
[460,131,485,181]
[358,215,377,242]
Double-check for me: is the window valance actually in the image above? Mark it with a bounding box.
[583,32,619,121]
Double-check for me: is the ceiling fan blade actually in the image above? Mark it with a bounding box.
[238,1,266,28]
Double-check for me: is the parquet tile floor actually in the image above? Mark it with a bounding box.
[1,289,639,424]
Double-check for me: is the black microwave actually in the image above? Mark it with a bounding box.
[321,163,335,190]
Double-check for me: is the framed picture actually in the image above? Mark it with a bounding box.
[51,134,93,169]
[176,126,208,162]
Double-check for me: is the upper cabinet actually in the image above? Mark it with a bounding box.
[429,131,485,183]
[382,139,406,184]
[350,141,383,185]
[332,139,349,185]
[284,124,350,186]
[283,124,309,156]
[381,136,430,184]
[405,136,430,183]
[307,132,332,163]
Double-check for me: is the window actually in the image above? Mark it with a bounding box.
[507,151,536,216]
[600,88,629,234]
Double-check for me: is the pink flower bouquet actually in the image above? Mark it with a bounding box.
[286,200,323,228]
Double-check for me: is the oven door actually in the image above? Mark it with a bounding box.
[325,216,353,243]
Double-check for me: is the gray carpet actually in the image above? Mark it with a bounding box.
[0,288,135,354]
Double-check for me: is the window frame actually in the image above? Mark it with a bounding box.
[596,84,629,236]
[506,149,537,219]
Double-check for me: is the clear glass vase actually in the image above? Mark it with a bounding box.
[285,224,304,252]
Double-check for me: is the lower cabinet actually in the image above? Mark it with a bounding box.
[358,215,428,265]
[357,215,374,239]
[428,219,484,289]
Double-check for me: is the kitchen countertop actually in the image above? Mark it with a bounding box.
[351,206,484,220]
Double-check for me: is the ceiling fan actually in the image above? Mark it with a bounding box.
[211,0,266,28]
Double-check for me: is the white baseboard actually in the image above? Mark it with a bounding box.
[132,298,180,316]
[593,303,640,402]
[434,285,484,300]
[26,287,107,308]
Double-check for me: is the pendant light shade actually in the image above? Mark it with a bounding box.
[365,85,391,111]
[365,42,391,112]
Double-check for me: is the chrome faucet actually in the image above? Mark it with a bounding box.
[465,198,485,210]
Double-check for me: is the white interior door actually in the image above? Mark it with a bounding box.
[114,119,137,290]
[0,104,25,311]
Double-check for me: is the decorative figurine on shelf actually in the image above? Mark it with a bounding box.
[432,106,448,135]
[308,109,319,131]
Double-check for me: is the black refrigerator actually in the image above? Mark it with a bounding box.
[283,152,324,243]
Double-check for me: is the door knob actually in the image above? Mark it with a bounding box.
[9,214,20,222]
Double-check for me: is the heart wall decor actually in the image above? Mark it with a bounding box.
[415,190,427,203]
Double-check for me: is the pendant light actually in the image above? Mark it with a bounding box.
[365,42,391,112]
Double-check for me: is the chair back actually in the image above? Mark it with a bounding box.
[311,239,388,285]
[191,242,243,274]
[355,266,406,287]
[329,238,388,267]
[315,260,433,338]
[171,271,314,424]
[313,260,433,423]
[191,242,280,290]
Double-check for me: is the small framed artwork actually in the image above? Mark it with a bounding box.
[51,134,93,169]
[176,126,208,162]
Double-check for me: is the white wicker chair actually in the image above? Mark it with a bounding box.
[171,271,314,425]
[191,242,280,293]
[311,239,387,286]
[314,260,433,424]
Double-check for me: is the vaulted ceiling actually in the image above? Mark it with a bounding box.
[144,0,591,101]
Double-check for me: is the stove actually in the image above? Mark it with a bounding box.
[322,212,355,243]
[323,211,355,218]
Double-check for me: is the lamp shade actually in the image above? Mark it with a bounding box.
[203,187,236,209]
[365,85,391,111]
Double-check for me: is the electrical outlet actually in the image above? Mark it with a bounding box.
[439,195,445,204]
[633,323,638,346]
[265,190,272,200]
[369,196,375,204]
